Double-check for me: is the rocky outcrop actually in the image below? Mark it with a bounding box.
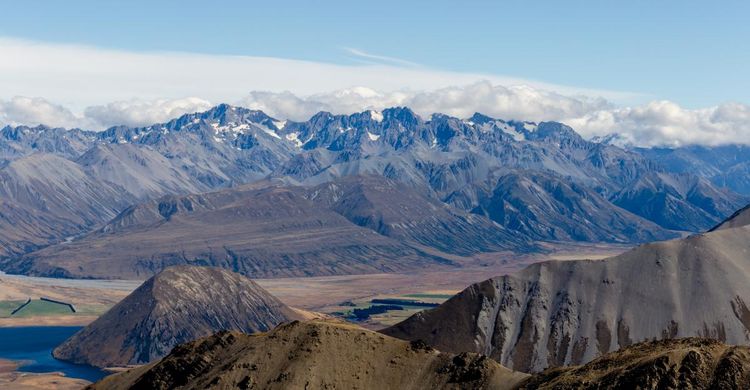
[519,338,750,389]
[53,266,304,368]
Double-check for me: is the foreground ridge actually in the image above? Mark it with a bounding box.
[92,322,750,390]
[91,320,529,390]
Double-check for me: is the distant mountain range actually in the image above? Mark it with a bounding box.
[0,105,747,278]
[596,135,750,196]
[383,205,750,372]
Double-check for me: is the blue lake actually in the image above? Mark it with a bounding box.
[0,326,108,382]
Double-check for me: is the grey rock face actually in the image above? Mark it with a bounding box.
[384,205,750,373]
[0,125,96,162]
[610,172,746,231]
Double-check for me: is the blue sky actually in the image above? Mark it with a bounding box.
[2,0,747,107]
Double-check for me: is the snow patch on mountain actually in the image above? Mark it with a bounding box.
[273,120,287,130]
[369,110,383,122]
[498,122,526,141]
[285,132,303,147]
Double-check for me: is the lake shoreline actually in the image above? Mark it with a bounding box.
[0,326,109,383]
[0,358,17,373]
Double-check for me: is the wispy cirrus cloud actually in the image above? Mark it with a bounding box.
[342,48,421,67]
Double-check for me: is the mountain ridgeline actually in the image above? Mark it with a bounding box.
[0,104,747,278]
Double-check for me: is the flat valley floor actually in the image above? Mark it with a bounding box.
[0,242,627,329]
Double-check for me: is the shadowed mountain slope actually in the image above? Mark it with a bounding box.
[76,143,209,198]
[472,171,676,243]
[306,175,534,255]
[9,183,454,279]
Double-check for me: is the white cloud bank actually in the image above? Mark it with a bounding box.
[0,37,629,109]
[1,37,748,147]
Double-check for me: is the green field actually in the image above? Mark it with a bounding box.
[10,300,75,317]
[0,300,27,318]
[0,299,113,319]
[332,293,452,327]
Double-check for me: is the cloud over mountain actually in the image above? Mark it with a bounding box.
[566,100,750,147]
[0,96,83,129]
[83,97,213,128]
[2,87,749,147]
[238,82,612,123]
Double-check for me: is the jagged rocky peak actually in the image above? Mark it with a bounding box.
[95,104,285,145]
[1,124,50,140]
[0,124,94,139]
[526,121,585,145]
[467,112,496,125]
[591,132,634,148]
[0,124,96,160]
[197,103,280,128]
